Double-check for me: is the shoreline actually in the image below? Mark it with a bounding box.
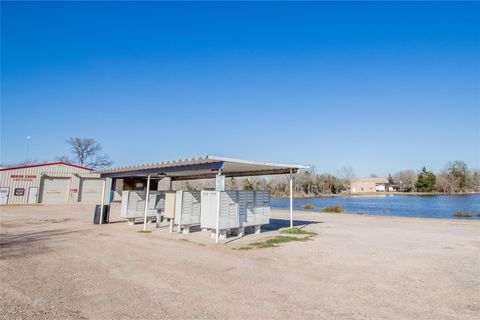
[273,208,480,222]
[273,191,480,199]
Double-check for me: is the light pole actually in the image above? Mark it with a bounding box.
[25,136,31,162]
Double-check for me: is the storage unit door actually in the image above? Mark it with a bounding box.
[79,179,104,203]
[190,192,201,225]
[226,191,238,228]
[219,191,238,229]
[254,191,268,224]
[238,191,254,226]
[41,177,70,204]
[200,191,217,229]
[181,192,193,225]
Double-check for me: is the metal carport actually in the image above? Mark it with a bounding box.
[97,156,308,242]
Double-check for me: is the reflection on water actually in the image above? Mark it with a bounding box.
[271,194,480,219]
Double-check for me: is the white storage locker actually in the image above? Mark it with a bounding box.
[201,190,270,231]
[254,191,270,225]
[174,191,201,226]
[200,191,218,228]
[220,191,239,229]
[163,191,176,219]
[238,191,255,227]
[200,191,239,230]
[120,190,164,219]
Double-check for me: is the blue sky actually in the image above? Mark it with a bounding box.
[1,1,479,176]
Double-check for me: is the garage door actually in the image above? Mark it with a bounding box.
[79,179,103,203]
[41,177,70,204]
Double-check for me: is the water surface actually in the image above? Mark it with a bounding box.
[271,194,480,219]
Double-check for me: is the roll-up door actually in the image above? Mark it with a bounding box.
[79,178,103,203]
[41,177,70,204]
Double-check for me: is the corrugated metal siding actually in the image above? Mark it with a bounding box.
[0,164,101,205]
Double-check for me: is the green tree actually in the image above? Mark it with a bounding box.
[242,179,254,190]
[387,174,395,185]
[415,167,436,192]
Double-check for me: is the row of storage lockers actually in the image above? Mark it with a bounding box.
[201,191,270,230]
[119,190,271,230]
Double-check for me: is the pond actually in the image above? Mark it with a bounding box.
[271,194,480,220]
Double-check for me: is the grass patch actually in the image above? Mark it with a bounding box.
[238,234,315,250]
[96,233,110,237]
[180,238,207,247]
[321,205,344,213]
[280,228,317,236]
[453,212,472,218]
[137,230,152,234]
[302,204,315,210]
[236,246,254,250]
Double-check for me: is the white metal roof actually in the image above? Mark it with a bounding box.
[97,155,308,180]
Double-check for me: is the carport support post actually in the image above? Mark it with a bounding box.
[143,174,152,231]
[99,179,106,225]
[289,169,293,229]
[215,169,223,244]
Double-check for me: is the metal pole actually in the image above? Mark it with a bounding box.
[99,179,106,225]
[143,175,151,231]
[289,169,293,229]
[25,136,31,162]
[215,170,222,244]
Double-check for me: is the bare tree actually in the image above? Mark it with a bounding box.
[471,169,480,192]
[445,160,470,192]
[337,166,355,192]
[435,171,457,194]
[337,166,355,180]
[394,170,417,192]
[57,138,113,169]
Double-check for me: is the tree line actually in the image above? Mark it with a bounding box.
[176,160,480,197]
[4,137,478,196]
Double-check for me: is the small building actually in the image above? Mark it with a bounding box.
[0,162,105,205]
[349,177,389,193]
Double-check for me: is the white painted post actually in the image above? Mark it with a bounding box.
[143,175,151,231]
[99,179,106,225]
[289,169,293,229]
[215,170,222,244]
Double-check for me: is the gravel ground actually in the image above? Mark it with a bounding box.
[1,204,479,319]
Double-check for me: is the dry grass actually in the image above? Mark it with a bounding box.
[453,212,473,218]
[321,205,344,213]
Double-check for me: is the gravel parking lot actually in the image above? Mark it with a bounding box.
[1,204,479,319]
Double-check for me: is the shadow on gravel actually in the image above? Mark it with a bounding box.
[0,229,79,260]
[261,218,322,232]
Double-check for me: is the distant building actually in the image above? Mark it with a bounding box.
[349,177,389,193]
[0,162,104,205]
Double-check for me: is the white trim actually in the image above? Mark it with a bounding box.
[99,179,106,224]
[206,155,309,170]
[143,175,151,231]
[289,169,293,229]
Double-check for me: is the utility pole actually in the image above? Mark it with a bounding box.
[25,136,31,162]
